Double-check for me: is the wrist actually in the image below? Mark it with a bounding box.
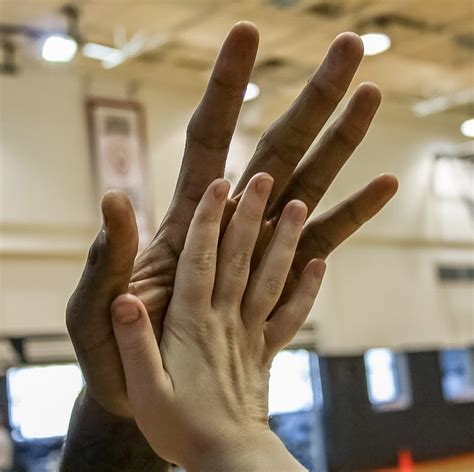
[184,427,306,472]
[61,388,169,471]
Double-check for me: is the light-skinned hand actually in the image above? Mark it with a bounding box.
[110,174,325,471]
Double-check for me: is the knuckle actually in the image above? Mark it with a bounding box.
[313,233,335,257]
[195,209,221,226]
[293,177,325,207]
[345,201,365,227]
[229,251,251,278]
[259,133,298,169]
[308,76,345,108]
[186,112,233,152]
[122,336,154,366]
[224,320,239,351]
[263,277,284,297]
[189,251,216,276]
[193,318,218,346]
[239,208,263,225]
[276,229,298,249]
[332,122,362,152]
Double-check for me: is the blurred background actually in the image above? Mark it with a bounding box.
[0,0,473,471]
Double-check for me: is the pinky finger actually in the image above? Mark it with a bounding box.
[264,259,326,357]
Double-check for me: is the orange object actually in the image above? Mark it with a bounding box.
[398,450,414,472]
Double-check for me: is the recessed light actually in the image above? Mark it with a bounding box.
[460,119,474,138]
[244,82,260,102]
[361,33,391,56]
[42,35,77,62]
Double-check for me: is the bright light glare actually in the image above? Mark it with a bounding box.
[7,364,83,440]
[433,158,459,198]
[102,50,125,69]
[269,350,313,415]
[82,42,120,61]
[361,33,391,56]
[460,118,474,138]
[243,82,260,102]
[433,154,474,201]
[364,348,397,404]
[42,35,77,62]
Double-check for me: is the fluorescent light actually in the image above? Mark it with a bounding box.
[42,35,77,62]
[413,90,474,117]
[361,33,391,56]
[460,118,474,138]
[82,42,120,61]
[243,82,260,102]
[102,50,125,69]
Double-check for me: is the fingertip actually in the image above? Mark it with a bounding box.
[231,21,260,47]
[111,294,146,325]
[346,81,382,118]
[374,173,399,196]
[357,81,382,105]
[332,31,364,61]
[220,21,259,69]
[308,258,326,278]
[211,178,231,200]
[101,190,133,222]
[360,174,399,217]
[101,190,138,247]
[251,172,274,196]
[285,199,308,225]
[381,172,399,189]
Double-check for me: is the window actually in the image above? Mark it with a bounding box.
[364,348,412,411]
[7,363,83,441]
[439,348,474,402]
[269,350,315,415]
[268,350,327,472]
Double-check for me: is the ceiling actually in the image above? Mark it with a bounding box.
[1,0,473,111]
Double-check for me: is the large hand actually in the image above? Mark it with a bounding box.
[67,22,397,418]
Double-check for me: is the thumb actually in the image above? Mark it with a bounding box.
[67,190,138,335]
[111,294,167,399]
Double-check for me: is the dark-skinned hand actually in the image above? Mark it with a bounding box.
[66,22,398,418]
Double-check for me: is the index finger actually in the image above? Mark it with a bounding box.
[173,179,230,309]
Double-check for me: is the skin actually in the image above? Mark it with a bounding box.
[62,22,398,471]
[110,175,326,471]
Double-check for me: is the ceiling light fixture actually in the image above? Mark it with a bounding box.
[42,35,77,62]
[82,42,119,61]
[244,82,260,102]
[460,118,474,138]
[361,33,391,56]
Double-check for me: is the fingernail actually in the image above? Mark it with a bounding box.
[213,180,230,200]
[289,201,307,224]
[255,175,273,197]
[113,303,140,324]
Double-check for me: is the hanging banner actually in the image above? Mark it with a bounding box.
[86,98,154,249]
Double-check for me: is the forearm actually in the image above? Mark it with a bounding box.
[61,388,169,472]
[185,429,307,472]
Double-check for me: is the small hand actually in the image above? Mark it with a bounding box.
[111,175,324,471]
